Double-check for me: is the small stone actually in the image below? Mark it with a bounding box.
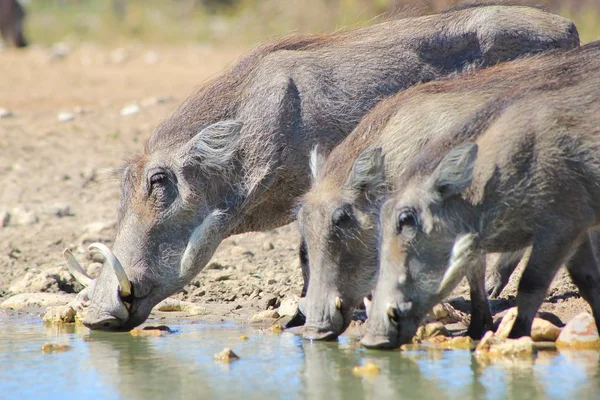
[130,325,174,337]
[120,104,141,116]
[0,211,10,227]
[214,274,231,282]
[43,306,76,323]
[475,331,536,358]
[352,362,381,376]
[268,324,284,333]
[8,207,38,226]
[140,95,173,107]
[438,336,474,350]
[556,313,600,349]
[249,309,280,323]
[154,298,207,316]
[242,250,255,257]
[43,203,72,218]
[267,279,277,285]
[239,335,249,341]
[91,252,105,263]
[48,42,70,61]
[262,241,274,251]
[258,292,279,310]
[57,112,74,122]
[214,348,240,363]
[0,108,14,119]
[110,47,129,64]
[277,296,299,317]
[42,343,72,353]
[143,51,160,64]
[86,263,103,278]
[415,321,450,341]
[496,308,562,342]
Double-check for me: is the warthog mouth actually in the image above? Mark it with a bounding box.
[302,296,345,341]
[64,243,135,330]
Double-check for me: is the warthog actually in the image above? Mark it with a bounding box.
[361,41,600,349]
[297,42,600,340]
[0,0,27,48]
[64,4,579,330]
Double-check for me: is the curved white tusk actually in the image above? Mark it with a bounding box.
[180,209,225,277]
[363,297,371,311]
[386,304,397,320]
[62,248,93,287]
[335,296,342,310]
[88,242,132,297]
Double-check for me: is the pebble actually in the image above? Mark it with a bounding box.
[42,343,72,353]
[8,267,80,295]
[258,292,278,310]
[214,348,240,363]
[110,47,129,64]
[475,331,536,358]
[140,96,173,107]
[86,262,103,278]
[414,321,450,341]
[43,305,76,323]
[0,108,14,119]
[130,326,174,337]
[143,51,160,64]
[154,298,207,316]
[262,241,274,251]
[120,103,141,116]
[48,42,70,62]
[43,203,72,218]
[249,309,280,323]
[0,211,10,227]
[8,207,38,226]
[57,112,75,122]
[352,362,381,376]
[556,312,600,349]
[496,307,562,342]
[277,295,299,317]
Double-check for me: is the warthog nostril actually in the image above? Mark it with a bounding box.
[386,304,399,324]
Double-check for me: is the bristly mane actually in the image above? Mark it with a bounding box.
[146,34,334,153]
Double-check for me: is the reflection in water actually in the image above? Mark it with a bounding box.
[1,310,599,400]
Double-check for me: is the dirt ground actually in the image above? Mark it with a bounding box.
[0,43,592,331]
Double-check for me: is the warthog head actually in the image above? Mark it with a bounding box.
[362,143,479,349]
[65,120,246,330]
[297,147,386,340]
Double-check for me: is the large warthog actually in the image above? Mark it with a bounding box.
[361,41,600,349]
[297,42,600,340]
[64,4,579,330]
[0,0,27,48]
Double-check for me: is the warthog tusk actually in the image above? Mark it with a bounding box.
[438,233,478,295]
[335,296,342,310]
[363,297,371,310]
[62,248,93,287]
[88,242,132,298]
[180,209,225,277]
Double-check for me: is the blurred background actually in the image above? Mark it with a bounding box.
[7,0,600,48]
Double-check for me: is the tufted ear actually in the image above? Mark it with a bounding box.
[309,145,328,183]
[182,120,243,171]
[430,143,478,199]
[345,147,386,198]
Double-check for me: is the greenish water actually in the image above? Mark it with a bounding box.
[1,310,599,400]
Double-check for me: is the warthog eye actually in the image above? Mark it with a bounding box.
[332,204,353,229]
[396,210,417,235]
[150,172,167,186]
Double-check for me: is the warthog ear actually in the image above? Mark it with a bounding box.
[431,143,478,199]
[183,120,243,170]
[345,147,386,198]
[310,145,328,182]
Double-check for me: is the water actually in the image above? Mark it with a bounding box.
[1,310,599,400]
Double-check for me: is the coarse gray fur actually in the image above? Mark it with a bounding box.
[80,4,579,330]
[298,42,600,340]
[362,40,600,349]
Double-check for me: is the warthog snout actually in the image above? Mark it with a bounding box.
[302,296,345,341]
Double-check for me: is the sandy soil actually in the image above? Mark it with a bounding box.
[0,43,591,330]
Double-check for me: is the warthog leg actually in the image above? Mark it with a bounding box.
[466,253,493,339]
[564,230,600,332]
